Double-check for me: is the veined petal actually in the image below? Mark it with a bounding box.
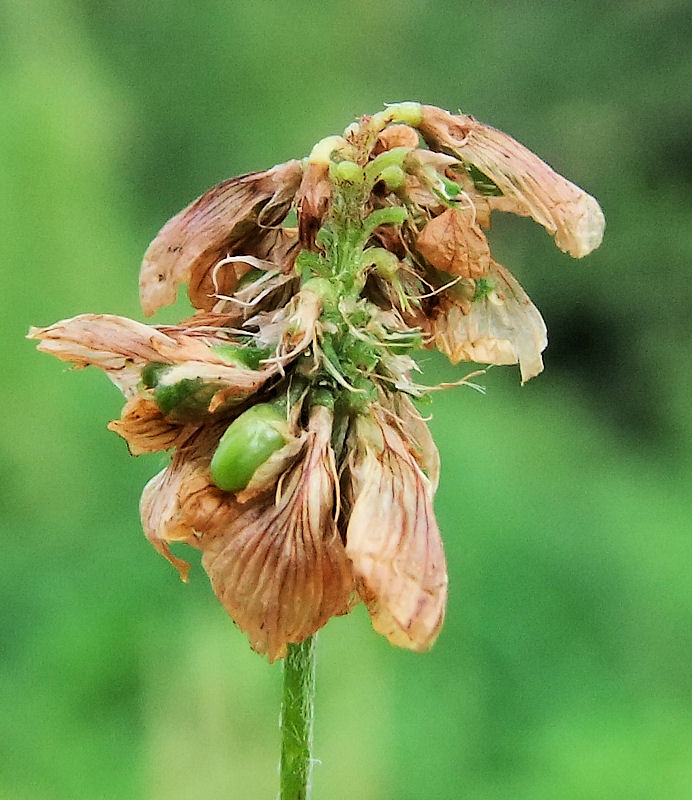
[140,160,303,315]
[388,394,441,493]
[419,105,605,258]
[184,406,354,661]
[431,262,547,384]
[416,206,491,278]
[28,313,298,406]
[140,465,200,582]
[107,396,196,455]
[346,408,447,651]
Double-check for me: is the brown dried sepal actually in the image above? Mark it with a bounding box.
[416,207,491,278]
[346,407,447,651]
[296,161,333,250]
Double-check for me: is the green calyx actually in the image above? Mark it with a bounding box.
[210,403,288,492]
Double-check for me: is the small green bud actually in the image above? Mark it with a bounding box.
[212,343,272,370]
[301,276,339,310]
[378,165,406,191]
[311,387,335,409]
[210,404,288,492]
[335,160,363,185]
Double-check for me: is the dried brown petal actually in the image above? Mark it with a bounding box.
[188,227,301,313]
[419,105,605,258]
[431,262,547,383]
[374,124,420,154]
[139,160,303,316]
[140,465,200,581]
[28,313,300,410]
[107,396,195,455]
[346,409,447,651]
[191,406,354,661]
[416,207,491,278]
[296,161,332,250]
[388,394,441,493]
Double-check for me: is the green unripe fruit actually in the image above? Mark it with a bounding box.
[210,404,287,492]
[335,160,363,185]
[236,267,265,290]
[141,361,170,388]
[154,377,208,416]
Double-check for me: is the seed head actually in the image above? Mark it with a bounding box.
[29,103,604,659]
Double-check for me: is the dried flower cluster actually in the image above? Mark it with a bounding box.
[30,103,604,660]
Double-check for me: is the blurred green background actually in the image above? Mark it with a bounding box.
[2,1,691,797]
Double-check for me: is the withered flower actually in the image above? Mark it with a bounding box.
[29,103,604,661]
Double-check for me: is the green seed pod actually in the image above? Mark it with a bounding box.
[236,267,265,290]
[210,403,288,492]
[154,377,209,416]
[141,361,170,389]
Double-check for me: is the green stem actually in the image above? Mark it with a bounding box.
[280,635,317,800]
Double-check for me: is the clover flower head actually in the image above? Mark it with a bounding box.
[29,103,604,660]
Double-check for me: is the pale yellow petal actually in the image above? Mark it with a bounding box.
[432,263,547,384]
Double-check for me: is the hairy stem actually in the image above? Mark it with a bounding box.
[280,635,317,800]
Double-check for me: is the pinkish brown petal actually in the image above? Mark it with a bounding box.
[28,313,302,409]
[28,314,186,396]
[140,160,303,316]
[419,105,605,258]
[346,408,447,651]
[416,206,491,278]
[374,124,420,154]
[388,394,441,493]
[296,161,333,250]
[431,262,547,384]
[186,406,354,661]
[107,396,196,455]
[140,465,200,582]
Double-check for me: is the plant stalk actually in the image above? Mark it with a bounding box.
[280,635,317,800]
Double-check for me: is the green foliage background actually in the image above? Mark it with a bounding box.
[2,1,691,797]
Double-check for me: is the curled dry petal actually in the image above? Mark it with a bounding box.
[28,313,300,409]
[107,396,196,455]
[346,408,447,651]
[140,160,303,316]
[140,465,200,582]
[431,262,547,384]
[296,161,333,250]
[418,105,605,258]
[28,314,189,396]
[416,207,491,278]
[388,394,441,493]
[374,124,420,154]
[191,406,353,661]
